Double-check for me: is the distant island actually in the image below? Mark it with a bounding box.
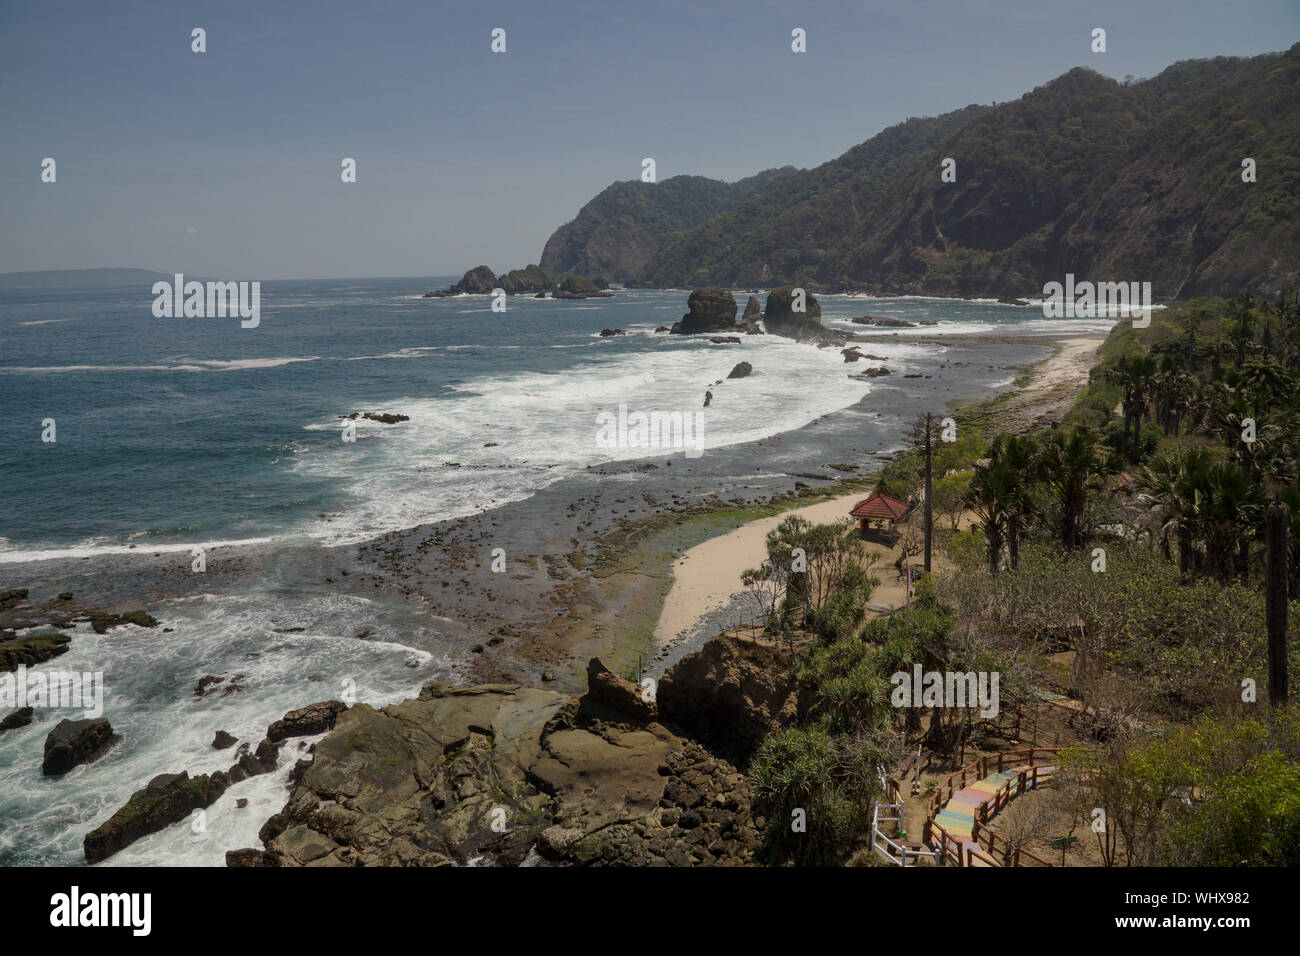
[0,268,176,290]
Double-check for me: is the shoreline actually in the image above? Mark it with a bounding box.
[0,332,1104,694]
[648,334,1105,664]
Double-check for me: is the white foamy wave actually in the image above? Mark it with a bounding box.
[292,336,876,546]
[0,590,461,866]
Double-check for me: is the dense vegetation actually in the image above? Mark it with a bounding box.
[539,168,799,282]
[545,46,1299,299]
[742,291,1300,866]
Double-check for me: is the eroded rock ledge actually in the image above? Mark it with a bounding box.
[233,645,791,867]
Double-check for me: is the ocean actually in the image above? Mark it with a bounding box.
[0,277,1114,865]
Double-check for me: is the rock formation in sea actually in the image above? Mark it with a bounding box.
[83,701,350,863]
[42,718,116,775]
[553,275,613,299]
[669,288,737,335]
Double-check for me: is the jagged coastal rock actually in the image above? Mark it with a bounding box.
[85,771,231,864]
[763,286,822,338]
[343,411,410,425]
[727,361,753,379]
[0,632,71,671]
[0,707,34,732]
[498,264,553,295]
[42,718,116,776]
[670,288,737,334]
[83,701,351,863]
[553,275,613,299]
[236,649,770,866]
[742,295,761,321]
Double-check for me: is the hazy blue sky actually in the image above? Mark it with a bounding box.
[2,0,1296,279]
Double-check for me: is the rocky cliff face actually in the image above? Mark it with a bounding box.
[658,637,812,767]
[235,653,770,867]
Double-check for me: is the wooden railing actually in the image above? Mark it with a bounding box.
[923,748,1065,868]
[925,747,1064,820]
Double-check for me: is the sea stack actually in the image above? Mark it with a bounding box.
[762,286,823,340]
[670,288,738,334]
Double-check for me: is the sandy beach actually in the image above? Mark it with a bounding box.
[652,334,1105,652]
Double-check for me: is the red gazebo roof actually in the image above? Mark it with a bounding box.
[850,492,910,520]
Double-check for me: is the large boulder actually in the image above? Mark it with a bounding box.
[0,707,34,732]
[266,701,348,743]
[742,295,762,321]
[658,636,812,767]
[762,286,823,340]
[83,771,231,863]
[42,717,115,775]
[727,361,753,379]
[670,288,737,334]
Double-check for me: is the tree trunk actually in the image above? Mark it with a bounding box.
[923,428,933,573]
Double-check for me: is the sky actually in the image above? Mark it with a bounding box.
[1,0,1296,280]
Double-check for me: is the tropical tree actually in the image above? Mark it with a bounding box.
[1037,426,1116,549]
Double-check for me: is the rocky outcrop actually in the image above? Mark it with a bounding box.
[42,718,115,775]
[424,265,499,297]
[851,315,915,328]
[212,730,237,750]
[343,412,410,425]
[553,275,613,299]
[266,701,347,743]
[658,637,812,767]
[452,265,498,294]
[709,336,740,344]
[82,700,348,862]
[248,659,762,867]
[498,264,553,295]
[742,296,761,321]
[0,632,70,672]
[598,328,629,337]
[727,362,753,379]
[763,286,827,341]
[194,674,246,698]
[84,771,231,864]
[670,288,737,335]
[0,707,34,732]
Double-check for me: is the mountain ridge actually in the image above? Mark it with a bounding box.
[540,47,1300,299]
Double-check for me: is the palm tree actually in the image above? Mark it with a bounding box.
[966,459,1014,574]
[1037,426,1115,549]
[1105,351,1158,457]
[993,433,1038,569]
[1137,447,1204,572]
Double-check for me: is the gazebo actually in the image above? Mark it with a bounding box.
[850,491,911,538]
